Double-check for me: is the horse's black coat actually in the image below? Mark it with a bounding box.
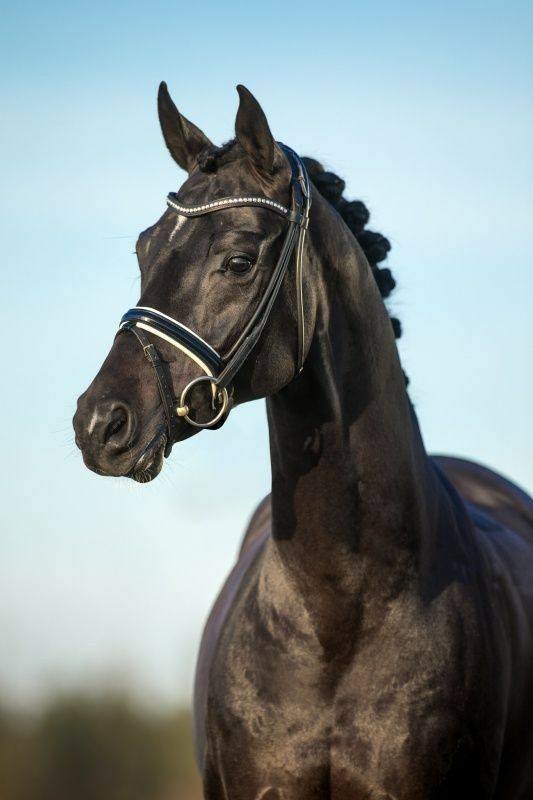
[73,83,533,799]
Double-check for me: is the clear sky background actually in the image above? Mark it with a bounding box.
[1,0,532,709]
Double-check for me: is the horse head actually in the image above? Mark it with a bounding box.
[73,84,317,481]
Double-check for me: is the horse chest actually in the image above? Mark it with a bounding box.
[203,566,496,799]
[206,644,465,799]
[204,572,331,797]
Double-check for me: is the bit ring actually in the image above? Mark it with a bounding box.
[175,376,229,429]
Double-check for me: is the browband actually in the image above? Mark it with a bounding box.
[118,143,311,449]
[166,194,291,219]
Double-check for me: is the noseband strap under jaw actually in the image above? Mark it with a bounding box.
[118,144,311,454]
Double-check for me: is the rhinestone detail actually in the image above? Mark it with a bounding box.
[167,196,289,216]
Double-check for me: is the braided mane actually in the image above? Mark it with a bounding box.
[301,157,402,342]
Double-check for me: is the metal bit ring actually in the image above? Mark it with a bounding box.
[176,376,229,429]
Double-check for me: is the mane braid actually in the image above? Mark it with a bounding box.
[302,157,401,333]
[302,157,408,385]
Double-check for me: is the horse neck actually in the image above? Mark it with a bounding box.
[265,195,462,637]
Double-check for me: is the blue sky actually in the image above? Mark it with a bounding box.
[1,0,532,707]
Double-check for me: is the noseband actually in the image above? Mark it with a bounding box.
[118,144,311,455]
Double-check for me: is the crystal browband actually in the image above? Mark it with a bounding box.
[166,194,290,219]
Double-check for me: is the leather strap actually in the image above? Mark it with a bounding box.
[120,307,222,375]
[218,220,300,385]
[121,322,178,456]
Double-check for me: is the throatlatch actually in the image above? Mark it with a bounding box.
[118,144,311,453]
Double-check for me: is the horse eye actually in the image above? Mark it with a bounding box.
[226,255,254,274]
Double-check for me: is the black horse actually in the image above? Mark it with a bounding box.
[74,84,533,799]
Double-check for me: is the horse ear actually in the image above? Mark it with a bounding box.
[157,82,212,173]
[235,85,276,174]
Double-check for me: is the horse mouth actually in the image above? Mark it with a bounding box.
[129,428,167,483]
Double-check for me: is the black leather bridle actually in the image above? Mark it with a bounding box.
[118,144,311,455]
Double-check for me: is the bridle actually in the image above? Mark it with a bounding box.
[118,144,310,452]
[118,144,311,456]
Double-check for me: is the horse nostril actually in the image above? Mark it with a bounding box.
[103,405,131,448]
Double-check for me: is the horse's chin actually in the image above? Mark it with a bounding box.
[129,428,167,483]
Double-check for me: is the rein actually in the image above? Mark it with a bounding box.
[118,144,311,455]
